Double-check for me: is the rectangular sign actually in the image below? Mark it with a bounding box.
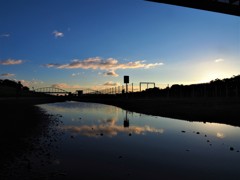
[124,76,129,83]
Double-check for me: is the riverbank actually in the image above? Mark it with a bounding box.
[74,96,240,127]
[0,97,67,178]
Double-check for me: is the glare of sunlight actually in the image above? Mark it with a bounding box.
[199,71,231,83]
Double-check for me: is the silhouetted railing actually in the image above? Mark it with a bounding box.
[83,76,240,98]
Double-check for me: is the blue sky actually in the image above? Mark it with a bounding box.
[0,0,239,92]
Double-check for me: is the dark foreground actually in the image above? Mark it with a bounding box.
[0,97,67,179]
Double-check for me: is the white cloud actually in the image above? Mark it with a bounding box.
[19,80,31,87]
[29,79,44,85]
[0,33,10,37]
[103,70,119,77]
[51,83,81,89]
[45,57,163,71]
[71,72,84,77]
[214,58,224,63]
[71,73,78,77]
[103,81,120,86]
[144,62,164,68]
[0,59,24,65]
[53,30,64,38]
[1,73,15,77]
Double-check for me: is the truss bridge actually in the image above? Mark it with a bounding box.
[34,87,71,95]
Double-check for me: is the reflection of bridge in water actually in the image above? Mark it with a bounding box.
[34,87,71,95]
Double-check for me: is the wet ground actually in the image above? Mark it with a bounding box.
[1,101,240,180]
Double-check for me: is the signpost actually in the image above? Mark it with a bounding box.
[124,76,129,93]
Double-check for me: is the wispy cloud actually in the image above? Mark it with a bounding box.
[103,81,120,86]
[53,30,64,38]
[51,83,81,89]
[0,33,10,38]
[214,58,224,63]
[71,72,84,77]
[19,79,44,88]
[103,70,119,77]
[0,59,24,65]
[29,79,44,85]
[45,57,163,71]
[1,73,15,77]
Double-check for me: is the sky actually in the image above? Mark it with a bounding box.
[0,0,239,92]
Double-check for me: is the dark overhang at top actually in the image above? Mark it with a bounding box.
[147,0,240,16]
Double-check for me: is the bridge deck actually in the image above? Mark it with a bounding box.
[147,0,240,16]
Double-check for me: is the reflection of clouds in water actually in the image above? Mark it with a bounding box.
[216,132,225,139]
[100,118,117,126]
[39,102,121,122]
[61,118,164,137]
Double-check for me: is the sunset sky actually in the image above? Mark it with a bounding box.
[0,0,239,92]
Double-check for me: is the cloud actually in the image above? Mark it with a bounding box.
[21,79,44,87]
[53,30,64,38]
[145,62,164,68]
[103,70,119,77]
[51,83,81,89]
[214,58,224,63]
[45,57,163,71]
[1,73,15,77]
[0,59,24,65]
[71,72,84,77]
[29,79,44,85]
[19,80,31,87]
[0,34,10,37]
[103,81,120,86]
[44,63,60,68]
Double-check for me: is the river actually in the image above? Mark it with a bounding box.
[7,101,240,179]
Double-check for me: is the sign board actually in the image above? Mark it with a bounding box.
[124,76,129,84]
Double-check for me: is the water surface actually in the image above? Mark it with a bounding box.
[34,101,240,179]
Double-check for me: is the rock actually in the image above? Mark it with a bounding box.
[230,147,234,151]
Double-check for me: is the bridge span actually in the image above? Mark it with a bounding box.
[34,87,71,95]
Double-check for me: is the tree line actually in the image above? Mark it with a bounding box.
[139,75,240,98]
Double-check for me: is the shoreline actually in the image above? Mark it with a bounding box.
[73,96,240,127]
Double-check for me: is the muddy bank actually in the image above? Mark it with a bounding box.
[74,96,240,127]
[0,97,66,179]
